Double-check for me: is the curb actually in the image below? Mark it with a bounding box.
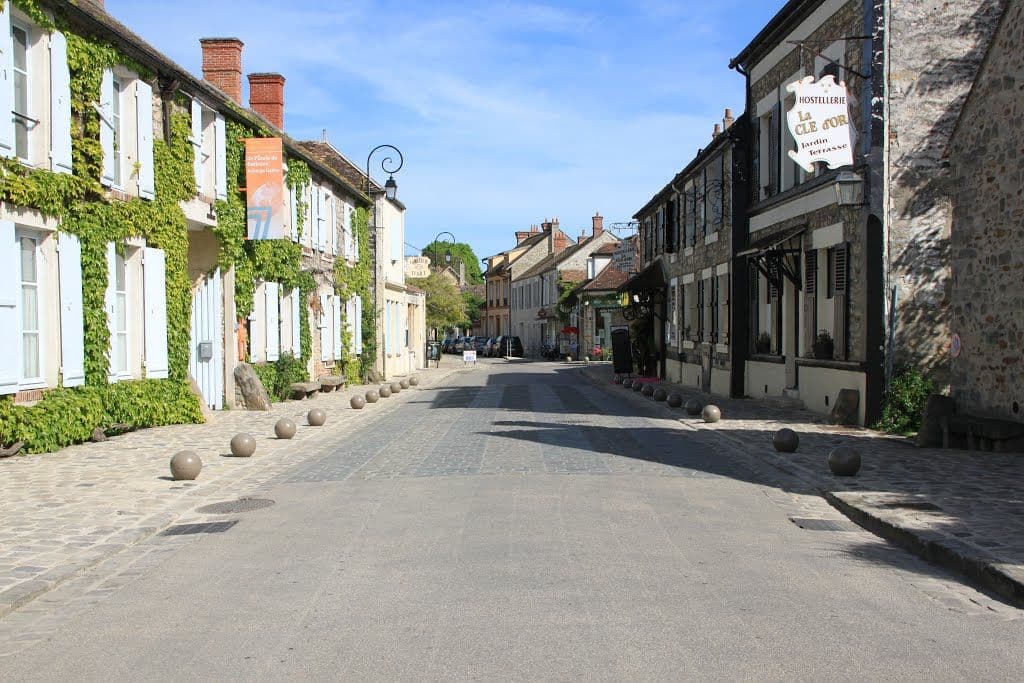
[580,366,1024,609]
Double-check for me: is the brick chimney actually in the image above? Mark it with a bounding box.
[592,212,604,237]
[723,107,735,131]
[200,38,244,104]
[248,73,285,129]
[712,123,721,138]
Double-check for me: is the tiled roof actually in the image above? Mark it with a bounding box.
[560,269,588,283]
[581,265,629,292]
[515,238,592,281]
[590,242,617,256]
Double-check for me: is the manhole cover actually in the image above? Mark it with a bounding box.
[161,521,238,536]
[882,501,942,512]
[196,498,275,515]
[789,517,860,532]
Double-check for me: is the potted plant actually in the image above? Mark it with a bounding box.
[813,330,834,359]
[755,332,771,354]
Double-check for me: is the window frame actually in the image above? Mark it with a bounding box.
[11,20,32,163]
[111,249,130,378]
[16,229,45,388]
[110,73,125,189]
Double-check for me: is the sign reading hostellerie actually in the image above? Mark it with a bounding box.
[785,74,854,173]
[245,138,285,240]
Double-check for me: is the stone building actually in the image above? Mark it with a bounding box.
[563,242,629,356]
[946,0,1024,424]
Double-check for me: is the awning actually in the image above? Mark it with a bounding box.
[736,224,806,257]
[617,260,667,293]
[739,225,806,291]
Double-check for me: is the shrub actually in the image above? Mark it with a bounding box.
[254,354,309,402]
[875,366,935,435]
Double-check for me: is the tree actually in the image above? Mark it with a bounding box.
[407,272,467,334]
[462,290,485,329]
[421,241,484,284]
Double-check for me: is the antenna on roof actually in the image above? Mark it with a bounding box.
[321,128,329,143]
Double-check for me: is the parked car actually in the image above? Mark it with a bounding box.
[441,338,453,354]
[484,338,499,357]
[454,337,467,353]
[493,335,523,358]
[473,336,489,354]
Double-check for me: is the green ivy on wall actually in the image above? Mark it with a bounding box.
[333,207,375,382]
[0,5,202,453]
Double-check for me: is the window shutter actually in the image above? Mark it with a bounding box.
[142,247,168,379]
[328,193,337,256]
[190,99,203,190]
[104,242,117,381]
[803,249,818,355]
[768,103,780,196]
[100,70,115,186]
[833,243,849,359]
[332,295,342,360]
[265,282,280,362]
[289,288,301,357]
[0,221,18,393]
[58,233,85,387]
[0,4,12,158]
[354,295,363,354]
[214,113,227,200]
[135,80,155,200]
[316,186,328,252]
[289,186,298,242]
[696,279,705,342]
[718,273,729,345]
[345,297,356,353]
[49,31,73,174]
[748,261,760,350]
[768,259,779,303]
[710,277,719,343]
[319,293,331,362]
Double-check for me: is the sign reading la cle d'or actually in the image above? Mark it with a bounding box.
[785,74,854,173]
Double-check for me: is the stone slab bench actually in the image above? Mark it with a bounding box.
[289,381,322,400]
[318,376,346,392]
[942,414,1024,453]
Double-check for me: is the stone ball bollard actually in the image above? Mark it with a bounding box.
[379,384,392,398]
[307,408,326,426]
[169,450,202,480]
[365,389,380,403]
[230,432,256,457]
[702,405,722,423]
[409,376,419,386]
[274,417,297,439]
[584,356,590,363]
[632,381,644,392]
[566,356,573,363]
[773,428,800,453]
[684,398,703,416]
[350,394,366,410]
[827,446,862,476]
[390,381,402,394]
[613,375,623,384]
[642,383,655,397]
[654,387,668,402]
[667,392,683,408]
[400,379,410,390]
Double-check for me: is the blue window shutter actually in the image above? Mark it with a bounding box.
[49,31,73,174]
[135,80,155,199]
[354,295,363,354]
[143,247,168,379]
[104,242,117,381]
[58,233,85,387]
[266,282,280,362]
[332,296,342,360]
[319,293,331,362]
[0,221,18,393]
[290,288,301,357]
[99,71,115,186]
[214,113,227,200]
[190,98,203,189]
[0,4,14,159]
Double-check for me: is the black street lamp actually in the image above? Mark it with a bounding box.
[366,144,404,380]
[431,231,456,272]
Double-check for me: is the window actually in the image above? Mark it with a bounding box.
[111,250,128,374]
[666,279,677,346]
[12,24,29,161]
[705,155,724,236]
[105,242,167,380]
[110,75,123,188]
[18,233,40,381]
[100,70,154,198]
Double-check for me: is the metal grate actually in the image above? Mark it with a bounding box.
[160,521,238,536]
[789,517,860,532]
[881,501,942,512]
[196,498,275,515]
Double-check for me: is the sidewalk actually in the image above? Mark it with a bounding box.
[580,364,1024,608]
[0,360,468,618]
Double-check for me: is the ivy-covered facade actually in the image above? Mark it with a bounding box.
[0,0,377,453]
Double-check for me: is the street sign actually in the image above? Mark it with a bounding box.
[463,350,477,364]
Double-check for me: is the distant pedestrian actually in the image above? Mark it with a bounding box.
[569,339,578,359]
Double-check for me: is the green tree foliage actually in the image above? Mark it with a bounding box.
[461,290,485,328]
[874,367,935,435]
[408,272,467,333]
[421,241,484,284]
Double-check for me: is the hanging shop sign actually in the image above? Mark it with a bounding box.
[405,256,431,279]
[785,74,854,173]
[245,138,285,240]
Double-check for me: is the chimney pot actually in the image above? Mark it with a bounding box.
[723,107,735,131]
[713,123,721,138]
[200,38,244,104]
[248,72,286,129]
[592,212,604,237]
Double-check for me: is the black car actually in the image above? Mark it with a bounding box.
[494,335,524,358]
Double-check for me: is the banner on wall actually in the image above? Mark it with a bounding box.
[245,138,285,240]
[785,74,854,173]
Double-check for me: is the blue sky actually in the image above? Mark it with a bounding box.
[107,0,784,261]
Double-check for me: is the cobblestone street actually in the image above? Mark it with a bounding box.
[1,360,1021,680]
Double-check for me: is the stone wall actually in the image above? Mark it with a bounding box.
[947,0,1024,423]
[886,0,1006,382]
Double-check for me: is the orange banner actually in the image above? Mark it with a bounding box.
[245,138,285,240]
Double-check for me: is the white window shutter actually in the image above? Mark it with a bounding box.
[266,282,280,362]
[49,31,73,174]
[0,221,18,393]
[290,288,301,357]
[135,80,155,200]
[310,185,320,250]
[348,204,358,261]
[328,193,337,256]
[345,298,355,353]
[332,295,342,360]
[354,295,363,354]
[316,186,327,252]
[58,233,85,387]
[214,113,227,200]
[100,70,115,186]
[0,4,13,159]
[142,247,168,379]
[289,186,298,242]
[190,99,203,189]
[318,293,331,361]
[104,242,117,381]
